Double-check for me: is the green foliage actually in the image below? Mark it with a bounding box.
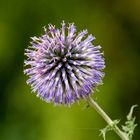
[100,105,137,140]
[122,105,138,140]
[100,120,120,140]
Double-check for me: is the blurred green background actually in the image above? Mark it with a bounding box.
[0,0,140,140]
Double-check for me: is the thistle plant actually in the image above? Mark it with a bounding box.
[24,21,105,104]
[24,21,137,140]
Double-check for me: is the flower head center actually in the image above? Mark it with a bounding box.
[62,57,67,62]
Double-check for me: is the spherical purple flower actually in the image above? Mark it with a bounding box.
[24,21,105,105]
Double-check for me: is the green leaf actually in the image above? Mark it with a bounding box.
[100,120,120,140]
[122,105,138,140]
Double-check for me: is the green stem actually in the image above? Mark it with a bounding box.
[86,96,129,140]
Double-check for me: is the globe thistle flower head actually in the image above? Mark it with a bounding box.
[24,21,105,105]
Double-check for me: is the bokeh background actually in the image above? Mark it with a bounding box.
[0,0,140,140]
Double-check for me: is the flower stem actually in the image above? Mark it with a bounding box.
[86,96,129,140]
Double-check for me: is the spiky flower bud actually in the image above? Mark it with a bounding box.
[24,21,105,105]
